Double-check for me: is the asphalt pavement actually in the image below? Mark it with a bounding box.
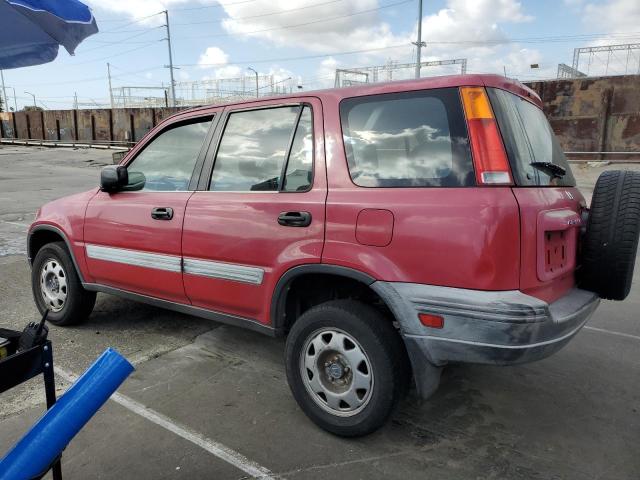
[0,145,638,479]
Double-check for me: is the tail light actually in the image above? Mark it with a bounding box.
[460,86,512,185]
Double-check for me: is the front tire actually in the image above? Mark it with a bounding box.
[31,241,96,326]
[285,299,409,437]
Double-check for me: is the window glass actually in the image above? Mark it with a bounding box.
[126,117,212,191]
[488,88,576,187]
[210,106,300,191]
[340,88,474,187]
[283,106,313,192]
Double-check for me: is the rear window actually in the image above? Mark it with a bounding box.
[340,88,474,187]
[488,88,576,187]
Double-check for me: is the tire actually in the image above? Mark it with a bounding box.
[579,170,640,300]
[31,241,96,326]
[285,299,410,437]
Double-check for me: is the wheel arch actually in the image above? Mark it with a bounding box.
[28,225,85,283]
[270,264,386,336]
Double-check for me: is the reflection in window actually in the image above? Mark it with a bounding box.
[210,107,300,191]
[340,88,474,187]
[283,106,313,192]
[488,88,576,187]
[127,118,212,191]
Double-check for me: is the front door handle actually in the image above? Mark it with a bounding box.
[278,211,312,227]
[151,207,174,220]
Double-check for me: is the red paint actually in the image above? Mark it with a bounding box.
[512,187,584,303]
[181,97,327,324]
[356,209,394,247]
[29,74,584,330]
[84,191,192,303]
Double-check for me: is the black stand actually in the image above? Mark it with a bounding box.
[0,327,62,480]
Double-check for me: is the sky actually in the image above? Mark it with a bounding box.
[1,0,639,110]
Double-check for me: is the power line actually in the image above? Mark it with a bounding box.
[76,28,163,53]
[179,43,412,67]
[171,0,262,12]
[175,0,413,39]
[68,42,164,67]
[98,11,164,34]
[172,0,343,26]
[19,66,165,87]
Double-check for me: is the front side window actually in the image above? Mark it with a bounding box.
[209,105,313,192]
[340,88,474,187]
[126,117,213,191]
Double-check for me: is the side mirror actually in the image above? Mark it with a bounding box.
[100,165,128,192]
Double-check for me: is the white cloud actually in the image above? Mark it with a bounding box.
[571,0,640,75]
[87,0,215,23]
[583,0,640,33]
[218,0,405,54]
[198,46,229,68]
[216,0,539,85]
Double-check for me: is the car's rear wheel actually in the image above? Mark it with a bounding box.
[31,241,96,326]
[580,170,640,300]
[285,299,409,437]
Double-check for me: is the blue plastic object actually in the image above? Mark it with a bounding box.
[0,348,134,480]
[0,0,98,69]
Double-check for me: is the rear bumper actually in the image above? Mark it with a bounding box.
[372,282,600,367]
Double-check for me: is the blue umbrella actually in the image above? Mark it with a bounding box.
[0,0,98,69]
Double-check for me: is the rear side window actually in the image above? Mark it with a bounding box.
[210,105,313,192]
[488,88,576,187]
[340,88,474,187]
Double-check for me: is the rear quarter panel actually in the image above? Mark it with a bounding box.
[320,92,521,290]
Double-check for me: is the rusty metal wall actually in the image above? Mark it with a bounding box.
[2,77,639,156]
[43,110,75,141]
[526,75,640,157]
[0,112,15,138]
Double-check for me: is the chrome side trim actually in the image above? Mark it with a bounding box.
[85,244,181,273]
[82,283,276,337]
[183,258,264,285]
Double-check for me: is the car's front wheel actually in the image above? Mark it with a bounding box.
[31,241,96,326]
[285,299,410,437]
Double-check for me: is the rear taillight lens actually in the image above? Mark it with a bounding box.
[460,86,512,185]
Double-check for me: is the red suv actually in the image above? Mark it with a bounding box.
[28,74,640,436]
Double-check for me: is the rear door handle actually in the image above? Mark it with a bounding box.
[278,211,312,227]
[151,207,174,220]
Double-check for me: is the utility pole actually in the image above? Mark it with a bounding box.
[413,0,425,79]
[0,70,8,113]
[247,67,259,98]
[107,63,114,109]
[163,10,177,107]
[10,86,17,111]
[74,92,78,110]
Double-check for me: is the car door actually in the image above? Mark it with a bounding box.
[181,98,326,326]
[84,110,219,303]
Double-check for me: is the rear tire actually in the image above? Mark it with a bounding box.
[285,299,410,437]
[580,170,640,300]
[31,241,96,326]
